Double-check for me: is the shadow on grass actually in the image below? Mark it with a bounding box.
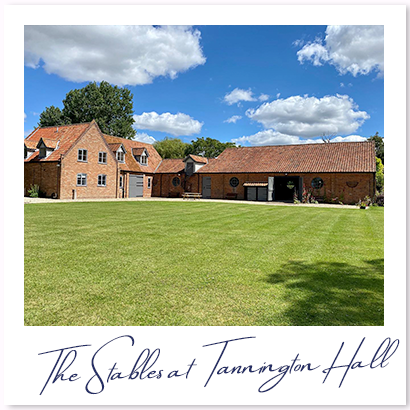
[266,259,384,326]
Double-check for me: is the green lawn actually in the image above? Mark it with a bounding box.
[24,201,384,326]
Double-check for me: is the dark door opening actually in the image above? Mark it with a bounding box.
[274,176,300,201]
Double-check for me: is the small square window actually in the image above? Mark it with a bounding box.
[140,155,148,165]
[99,152,107,164]
[98,174,107,187]
[78,149,88,162]
[147,177,152,189]
[77,173,87,186]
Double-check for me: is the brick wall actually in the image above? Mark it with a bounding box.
[24,162,60,197]
[59,124,118,199]
[197,172,375,204]
[152,173,199,197]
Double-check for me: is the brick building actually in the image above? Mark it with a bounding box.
[24,121,376,204]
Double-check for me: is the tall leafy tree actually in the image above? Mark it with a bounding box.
[375,157,384,192]
[368,132,384,164]
[38,81,136,139]
[38,106,68,127]
[153,137,190,159]
[185,137,237,158]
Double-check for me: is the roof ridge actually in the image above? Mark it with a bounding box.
[34,121,92,130]
[226,141,372,150]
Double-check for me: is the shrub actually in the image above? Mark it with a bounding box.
[28,184,40,198]
[375,194,384,207]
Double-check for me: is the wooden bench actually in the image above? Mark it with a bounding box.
[225,193,238,200]
[182,192,202,200]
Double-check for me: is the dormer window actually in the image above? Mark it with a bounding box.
[39,146,47,159]
[117,151,125,163]
[133,148,149,166]
[186,162,194,176]
[140,152,148,165]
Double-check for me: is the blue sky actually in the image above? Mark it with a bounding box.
[24,25,384,145]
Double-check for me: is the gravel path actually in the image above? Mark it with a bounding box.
[24,196,358,209]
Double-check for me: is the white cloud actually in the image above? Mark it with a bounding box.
[133,132,156,144]
[133,112,203,137]
[24,25,206,86]
[232,130,367,146]
[330,135,367,142]
[258,93,269,102]
[223,88,256,105]
[340,82,345,88]
[224,115,242,124]
[297,25,384,77]
[232,130,320,146]
[24,112,27,121]
[246,94,369,138]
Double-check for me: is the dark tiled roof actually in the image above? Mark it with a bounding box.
[197,142,376,173]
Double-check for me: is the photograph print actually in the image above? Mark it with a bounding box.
[24,24,384,326]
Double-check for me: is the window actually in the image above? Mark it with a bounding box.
[117,151,125,163]
[98,174,107,187]
[99,152,107,164]
[172,177,180,187]
[119,175,123,189]
[186,162,194,176]
[229,177,239,188]
[147,177,152,189]
[77,173,87,186]
[39,147,47,159]
[140,154,148,165]
[311,177,324,189]
[78,149,88,162]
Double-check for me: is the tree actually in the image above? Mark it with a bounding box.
[153,137,190,159]
[368,132,384,164]
[38,106,67,127]
[375,157,384,193]
[185,137,237,158]
[38,81,136,139]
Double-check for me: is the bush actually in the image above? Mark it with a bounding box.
[375,194,384,207]
[28,184,39,198]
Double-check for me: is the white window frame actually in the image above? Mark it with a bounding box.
[98,152,107,164]
[98,174,107,187]
[140,153,148,165]
[78,149,88,162]
[117,151,125,163]
[77,173,87,186]
[147,177,152,189]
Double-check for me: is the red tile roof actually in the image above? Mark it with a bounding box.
[132,147,146,156]
[197,142,376,174]
[155,159,185,174]
[24,140,37,149]
[107,143,124,153]
[24,122,91,162]
[102,134,162,174]
[38,138,59,149]
[184,154,208,164]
